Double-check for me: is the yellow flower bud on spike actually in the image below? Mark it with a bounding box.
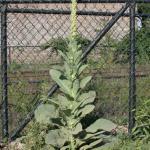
[71,0,77,40]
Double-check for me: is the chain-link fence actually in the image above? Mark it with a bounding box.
[0,0,150,141]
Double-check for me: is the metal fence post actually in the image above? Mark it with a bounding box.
[1,3,9,141]
[128,0,136,135]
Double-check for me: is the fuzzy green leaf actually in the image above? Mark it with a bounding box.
[50,69,62,81]
[78,64,88,75]
[45,129,68,147]
[50,69,72,94]
[83,131,106,140]
[73,123,82,135]
[34,104,58,124]
[51,117,65,127]
[77,104,95,118]
[80,139,103,150]
[58,79,72,95]
[86,119,117,133]
[48,98,59,106]
[58,50,68,62]
[51,65,64,71]
[72,79,80,98]
[60,145,70,150]
[41,145,55,150]
[78,91,96,106]
[73,91,96,112]
[57,95,70,110]
[80,76,92,89]
[74,50,82,64]
[94,138,118,150]
[64,62,71,77]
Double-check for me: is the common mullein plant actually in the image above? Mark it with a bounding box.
[35,0,117,149]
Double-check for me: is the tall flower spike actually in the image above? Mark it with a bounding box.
[71,0,78,40]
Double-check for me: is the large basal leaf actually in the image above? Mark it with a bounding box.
[51,117,65,127]
[84,133,111,142]
[45,129,68,148]
[80,76,92,89]
[41,145,55,150]
[60,145,70,150]
[86,119,117,133]
[34,104,58,124]
[83,131,106,140]
[76,139,85,148]
[80,139,103,150]
[94,137,118,150]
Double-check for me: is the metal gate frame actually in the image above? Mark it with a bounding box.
[0,0,147,141]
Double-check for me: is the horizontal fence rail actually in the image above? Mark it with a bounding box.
[0,8,150,18]
[0,0,150,4]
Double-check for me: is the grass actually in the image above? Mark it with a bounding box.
[86,74,150,125]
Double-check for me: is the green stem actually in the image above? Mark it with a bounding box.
[67,120,75,150]
[68,106,76,150]
[70,135,75,150]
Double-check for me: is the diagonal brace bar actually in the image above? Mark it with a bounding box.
[10,2,130,141]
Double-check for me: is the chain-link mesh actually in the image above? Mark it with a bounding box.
[0,1,150,141]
